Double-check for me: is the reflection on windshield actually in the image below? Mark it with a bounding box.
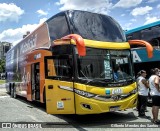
[77,48,133,82]
[69,10,126,42]
[113,65,130,81]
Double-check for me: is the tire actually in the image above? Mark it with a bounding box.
[13,87,17,98]
[10,84,16,98]
[43,87,46,103]
[11,86,14,98]
[9,83,12,94]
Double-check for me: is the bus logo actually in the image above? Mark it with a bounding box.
[111,96,120,101]
[112,88,122,95]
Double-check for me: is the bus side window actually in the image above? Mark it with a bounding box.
[47,59,56,77]
[150,38,160,48]
[54,58,72,78]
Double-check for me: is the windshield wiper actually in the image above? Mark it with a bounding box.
[86,78,111,85]
[80,70,88,79]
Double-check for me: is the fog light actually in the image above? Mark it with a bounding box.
[81,103,92,110]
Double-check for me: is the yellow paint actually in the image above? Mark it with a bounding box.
[74,82,137,114]
[45,79,137,114]
[71,39,130,49]
[45,79,75,114]
[75,93,137,114]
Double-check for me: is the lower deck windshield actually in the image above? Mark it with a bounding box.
[77,48,134,84]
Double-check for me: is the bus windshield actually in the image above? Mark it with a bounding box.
[77,48,133,83]
[68,10,126,42]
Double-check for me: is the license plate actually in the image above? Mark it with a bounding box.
[109,106,120,112]
[112,88,123,95]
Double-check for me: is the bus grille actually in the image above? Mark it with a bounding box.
[93,93,132,102]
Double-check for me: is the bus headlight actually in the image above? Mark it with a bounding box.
[74,89,96,98]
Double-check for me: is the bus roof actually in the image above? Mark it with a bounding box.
[7,10,126,55]
[125,20,160,34]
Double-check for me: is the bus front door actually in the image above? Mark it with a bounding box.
[44,56,75,114]
[31,63,40,101]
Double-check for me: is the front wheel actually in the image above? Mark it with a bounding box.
[13,87,17,98]
[11,85,16,98]
[11,87,14,98]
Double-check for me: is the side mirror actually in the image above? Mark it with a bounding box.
[53,34,86,56]
[128,40,153,58]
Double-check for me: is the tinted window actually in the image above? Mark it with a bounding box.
[150,38,160,47]
[126,32,142,48]
[77,48,133,81]
[47,13,70,40]
[126,32,141,40]
[68,11,126,42]
[54,59,72,77]
[126,25,160,48]
[46,58,72,78]
[132,32,141,39]
[52,45,73,55]
[126,34,133,40]
[152,26,160,38]
[141,29,153,41]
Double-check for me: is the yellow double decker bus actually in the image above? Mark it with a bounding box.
[5,10,153,114]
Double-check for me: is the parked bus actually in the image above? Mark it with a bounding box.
[126,20,160,76]
[5,10,153,114]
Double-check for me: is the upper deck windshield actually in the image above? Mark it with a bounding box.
[77,48,134,86]
[68,10,126,42]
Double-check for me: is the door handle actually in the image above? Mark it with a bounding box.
[48,85,53,89]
